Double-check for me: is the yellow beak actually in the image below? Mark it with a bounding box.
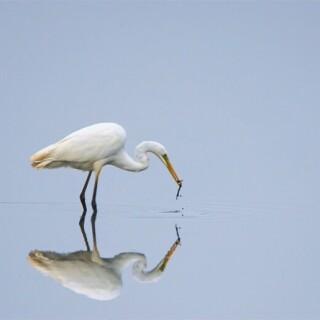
[154,237,181,272]
[162,154,182,186]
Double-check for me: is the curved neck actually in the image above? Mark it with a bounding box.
[109,141,166,172]
[103,252,165,283]
[131,259,163,283]
[110,150,149,172]
[108,252,146,272]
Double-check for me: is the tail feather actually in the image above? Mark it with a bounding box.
[30,145,56,168]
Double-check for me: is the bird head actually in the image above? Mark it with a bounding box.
[136,141,183,195]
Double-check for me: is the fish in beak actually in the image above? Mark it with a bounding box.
[160,154,183,199]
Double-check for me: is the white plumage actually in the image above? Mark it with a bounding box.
[30,123,182,212]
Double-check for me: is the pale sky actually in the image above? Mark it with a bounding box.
[1,2,320,319]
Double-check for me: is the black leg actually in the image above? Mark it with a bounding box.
[91,170,101,251]
[79,171,92,212]
[79,171,92,251]
[91,173,99,213]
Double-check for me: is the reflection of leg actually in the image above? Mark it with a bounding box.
[79,216,90,251]
[91,210,98,252]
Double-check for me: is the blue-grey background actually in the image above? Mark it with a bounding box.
[1,2,319,319]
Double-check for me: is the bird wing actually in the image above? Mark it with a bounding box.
[52,123,127,164]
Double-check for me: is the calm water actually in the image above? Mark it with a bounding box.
[1,2,320,319]
[1,197,319,319]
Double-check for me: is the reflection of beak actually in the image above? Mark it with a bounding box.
[154,238,181,272]
[162,154,182,186]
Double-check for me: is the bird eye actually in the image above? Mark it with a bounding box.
[162,154,169,160]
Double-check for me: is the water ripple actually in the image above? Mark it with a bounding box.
[1,199,318,221]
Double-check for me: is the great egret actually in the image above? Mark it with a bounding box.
[28,227,181,301]
[30,123,182,213]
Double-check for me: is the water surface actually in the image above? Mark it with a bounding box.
[1,198,319,319]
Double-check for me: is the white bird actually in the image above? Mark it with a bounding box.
[30,123,182,214]
[28,236,181,301]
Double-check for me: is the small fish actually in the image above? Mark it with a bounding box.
[176,180,183,200]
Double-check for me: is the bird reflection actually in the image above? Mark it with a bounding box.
[27,219,181,301]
